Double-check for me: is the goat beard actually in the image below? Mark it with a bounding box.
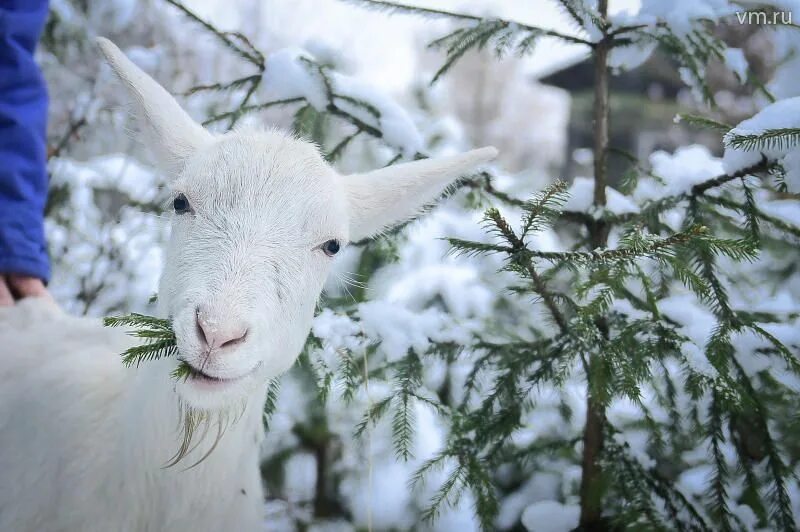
[166,399,247,469]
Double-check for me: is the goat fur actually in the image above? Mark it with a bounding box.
[0,300,266,531]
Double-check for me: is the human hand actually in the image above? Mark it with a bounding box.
[0,275,51,306]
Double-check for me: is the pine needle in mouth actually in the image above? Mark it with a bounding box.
[104,312,245,466]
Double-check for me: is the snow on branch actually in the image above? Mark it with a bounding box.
[342,0,594,46]
[167,1,424,156]
[723,97,800,190]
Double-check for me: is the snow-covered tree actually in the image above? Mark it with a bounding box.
[42,0,800,530]
[301,1,800,530]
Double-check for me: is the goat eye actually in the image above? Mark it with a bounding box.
[173,194,191,214]
[321,239,340,257]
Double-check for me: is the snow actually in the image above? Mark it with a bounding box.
[262,47,328,109]
[307,521,354,532]
[46,155,167,315]
[677,464,714,496]
[311,309,364,372]
[564,177,640,216]
[681,342,718,378]
[356,301,469,362]
[520,501,580,532]
[604,0,740,99]
[724,97,800,190]
[383,264,494,319]
[760,199,800,227]
[330,72,423,156]
[634,145,725,203]
[608,39,657,72]
[124,45,163,74]
[262,48,422,156]
[622,0,737,36]
[283,452,318,503]
[497,473,562,529]
[724,48,748,83]
[765,0,800,98]
[658,293,716,347]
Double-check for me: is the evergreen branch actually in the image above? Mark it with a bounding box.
[170,360,192,381]
[554,0,587,29]
[685,203,741,322]
[119,339,179,367]
[430,20,507,84]
[163,0,264,67]
[654,28,721,105]
[731,359,796,530]
[605,445,688,529]
[326,101,385,139]
[223,31,266,66]
[420,460,467,523]
[333,93,381,119]
[676,113,732,133]
[521,225,709,265]
[689,157,769,200]
[724,128,800,152]
[104,313,172,331]
[392,352,423,460]
[338,350,363,403]
[555,0,607,33]
[707,389,735,530]
[611,157,774,225]
[520,180,569,239]
[184,74,261,96]
[466,171,526,208]
[227,76,261,128]
[262,377,282,432]
[464,454,499,530]
[409,448,451,489]
[446,238,512,258]
[741,320,800,375]
[354,396,393,439]
[484,208,569,334]
[325,128,363,162]
[605,434,711,530]
[201,98,305,126]
[706,196,800,238]
[740,180,761,242]
[104,313,183,371]
[484,208,519,244]
[341,0,593,45]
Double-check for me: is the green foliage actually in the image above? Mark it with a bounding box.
[103,313,180,368]
[344,0,592,85]
[677,113,732,133]
[262,378,282,431]
[725,128,800,153]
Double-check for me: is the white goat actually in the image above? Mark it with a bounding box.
[0,38,496,532]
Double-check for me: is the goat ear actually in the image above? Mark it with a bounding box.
[343,147,498,241]
[96,37,212,173]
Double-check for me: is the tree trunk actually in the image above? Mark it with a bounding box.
[579,1,611,528]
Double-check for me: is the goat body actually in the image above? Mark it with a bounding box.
[0,300,266,531]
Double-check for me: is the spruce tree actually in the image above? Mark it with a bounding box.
[333,1,798,530]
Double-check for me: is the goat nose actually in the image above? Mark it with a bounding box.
[195,307,248,350]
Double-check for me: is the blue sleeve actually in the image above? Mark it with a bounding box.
[0,0,51,282]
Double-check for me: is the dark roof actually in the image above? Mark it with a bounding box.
[539,51,684,98]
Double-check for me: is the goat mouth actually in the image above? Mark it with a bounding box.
[184,364,229,383]
[179,359,261,386]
